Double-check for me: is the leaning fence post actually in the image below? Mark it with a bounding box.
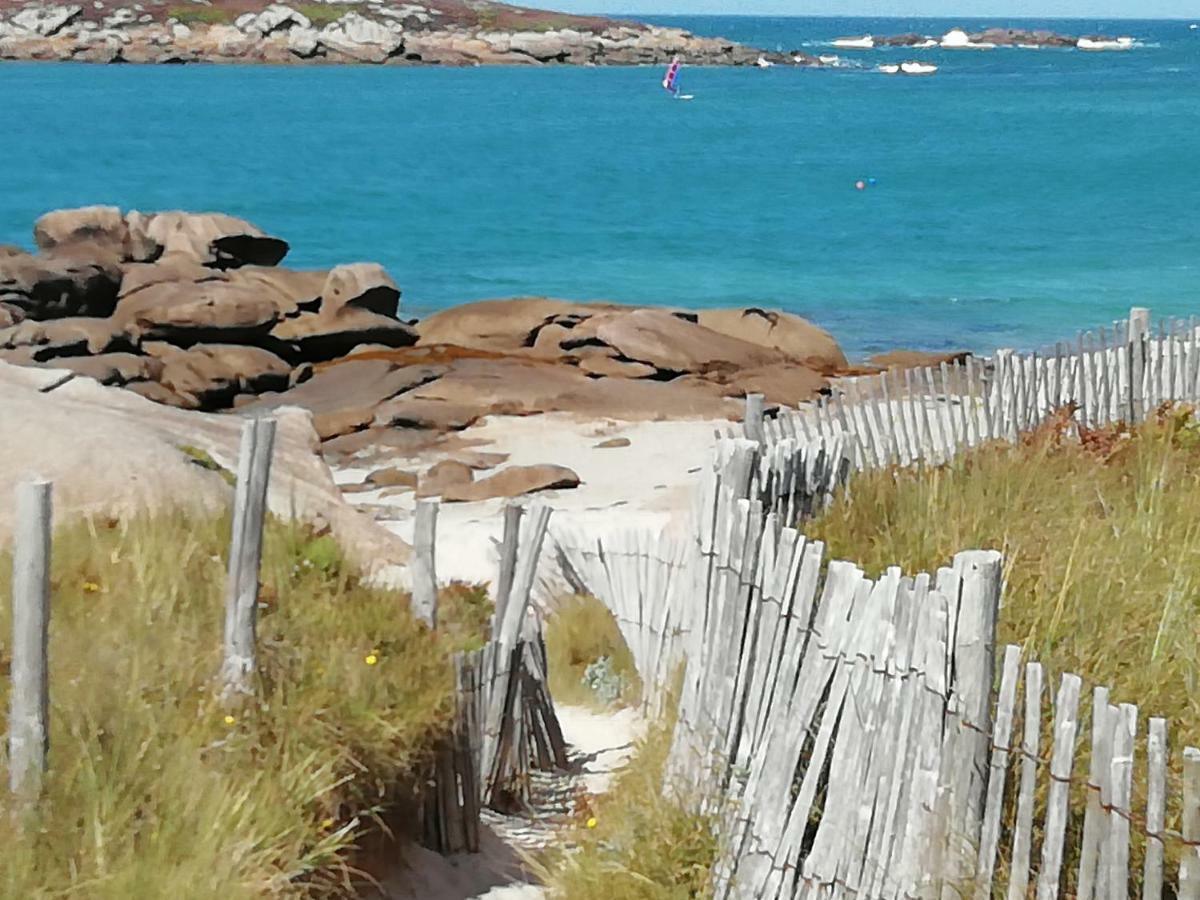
[221,417,276,698]
[9,479,52,804]
[744,393,766,445]
[1129,307,1150,424]
[412,500,439,628]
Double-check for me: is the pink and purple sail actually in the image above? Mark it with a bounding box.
[662,58,681,95]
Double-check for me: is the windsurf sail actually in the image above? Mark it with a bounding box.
[662,57,681,95]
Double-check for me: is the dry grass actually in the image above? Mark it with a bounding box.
[0,511,476,898]
[544,594,642,710]
[808,407,1200,744]
[807,406,1200,889]
[541,717,716,900]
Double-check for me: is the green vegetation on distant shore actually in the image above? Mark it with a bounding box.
[0,512,475,897]
[545,593,641,709]
[167,5,232,25]
[295,3,363,28]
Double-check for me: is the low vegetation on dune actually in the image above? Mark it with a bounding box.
[545,593,642,710]
[809,407,1200,748]
[541,716,717,900]
[809,406,1200,888]
[0,512,482,898]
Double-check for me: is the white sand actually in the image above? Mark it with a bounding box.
[338,413,731,591]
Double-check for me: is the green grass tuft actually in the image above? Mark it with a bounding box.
[545,594,641,710]
[0,511,478,897]
[541,716,716,899]
[178,444,236,486]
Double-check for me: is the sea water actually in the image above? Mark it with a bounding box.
[1,16,1197,357]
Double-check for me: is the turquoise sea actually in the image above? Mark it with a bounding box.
[1,16,1198,357]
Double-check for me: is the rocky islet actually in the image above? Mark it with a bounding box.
[833,26,1135,51]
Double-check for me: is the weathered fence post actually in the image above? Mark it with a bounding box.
[411,500,439,628]
[221,417,276,698]
[1182,747,1200,900]
[9,479,52,804]
[1129,307,1150,424]
[744,393,766,445]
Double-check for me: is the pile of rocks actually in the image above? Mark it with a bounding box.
[1,206,850,452]
[0,0,820,65]
[1,206,419,413]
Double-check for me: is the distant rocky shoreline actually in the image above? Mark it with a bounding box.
[0,0,820,66]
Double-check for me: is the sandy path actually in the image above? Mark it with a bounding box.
[379,705,643,900]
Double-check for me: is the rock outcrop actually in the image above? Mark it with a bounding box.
[0,0,826,67]
[0,360,410,573]
[2,206,848,453]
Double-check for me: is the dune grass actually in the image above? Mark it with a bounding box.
[544,594,642,710]
[542,717,717,900]
[807,407,1200,746]
[807,406,1200,888]
[0,511,473,898]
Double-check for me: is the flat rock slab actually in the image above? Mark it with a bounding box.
[441,464,581,503]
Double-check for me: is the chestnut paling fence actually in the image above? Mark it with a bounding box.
[555,434,1200,899]
[555,306,1200,898]
[766,307,1200,473]
[4,417,568,858]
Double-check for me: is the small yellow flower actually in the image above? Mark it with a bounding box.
[82,582,100,593]
[223,715,236,726]
[320,817,335,830]
[364,654,378,666]
[586,817,597,829]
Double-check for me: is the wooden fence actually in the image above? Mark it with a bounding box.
[768,307,1200,474]
[5,417,566,857]
[553,433,1200,899]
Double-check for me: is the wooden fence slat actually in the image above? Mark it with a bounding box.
[974,645,1022,900]
[745,393,766,444]
[412,500,439,628]
[1129,307,1150,423]
[1078,688,1112,900]
[1143,717,1167,900]
[1107,703,1138,900]
[9,478,52,803]
[492,504,524,634]
[1037,673,1083,900]
[221,416,276,698]
[1007,662,1044,900]
[1181,747,1200,900]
